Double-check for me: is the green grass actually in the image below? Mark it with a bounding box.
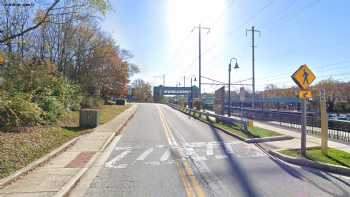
[249,127,281,138]
[280,148,350,168]
[0,104,131,179]
[194,114,281,139]
[0,127,79,179]
[99,104,131,124]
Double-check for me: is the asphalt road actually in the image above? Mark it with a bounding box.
[84,103,350,197]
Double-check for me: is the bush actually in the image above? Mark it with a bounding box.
[0,93,43,128]
[37,96,65,122]
[52,81,82,111]
[81,96,104,108]
[0,61,84,128]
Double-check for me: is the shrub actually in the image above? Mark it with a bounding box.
[52,80,82,111]
[81,96,104,108]
[37,96,65,123]
[0,93,43,128]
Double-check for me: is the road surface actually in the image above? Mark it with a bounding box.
[81,103,350,197]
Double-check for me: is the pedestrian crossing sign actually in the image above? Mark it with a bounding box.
[291,64,316,90]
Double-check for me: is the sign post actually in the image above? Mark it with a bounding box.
[291,64,316,157]
[320,89,328,154]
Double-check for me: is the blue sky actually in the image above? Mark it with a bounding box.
[101,0,350,92]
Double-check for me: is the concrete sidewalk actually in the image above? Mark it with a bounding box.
[246,117,350,153]
[204,109,350,153]
[0,104,137,197]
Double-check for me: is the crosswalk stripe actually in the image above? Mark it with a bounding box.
[105,150,131,168]
[206,142,214,156]
[224,143,234,154]
[136,147,154,161]
[160,149,171,162]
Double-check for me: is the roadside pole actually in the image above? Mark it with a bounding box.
[301,99,307,156]
[291,64,316,157]
[320,89,328,154]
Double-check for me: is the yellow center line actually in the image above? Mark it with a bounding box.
[157,106,206,197]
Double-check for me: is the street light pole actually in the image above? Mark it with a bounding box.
[228,58,239,117]
[190,76,196,109]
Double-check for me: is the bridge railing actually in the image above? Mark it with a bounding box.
[168,103,350,143]
[168,103,241,127]
[226,106,350,143]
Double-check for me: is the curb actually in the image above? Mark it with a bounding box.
[246,135,294,143]
[169,105,293,144]
[268,149,350,176]
[55,104,138,197]
[0,136,79,188]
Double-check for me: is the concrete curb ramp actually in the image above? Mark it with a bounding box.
[269,150,350,176]
[169,104,293,144]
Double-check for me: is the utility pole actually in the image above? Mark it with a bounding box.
[183,76,186,88]
[246,26,260,110]
[192,24,210,108]
[162,74,165,86]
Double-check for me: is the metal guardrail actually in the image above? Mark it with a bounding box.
[168,104,241,127]
[169,103,350,143]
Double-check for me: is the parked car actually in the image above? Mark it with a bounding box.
[338,114,347,121]
[115,99,126,105]
[329,113,337,120]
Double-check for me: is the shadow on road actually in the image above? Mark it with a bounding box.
[208,124,259,197]
[301,168,350,196]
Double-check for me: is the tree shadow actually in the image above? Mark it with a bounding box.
[325,155,350,168]
[257,146,305,180]
[63,126,92,133]
[208,124,259,197]
[300,168,350,197]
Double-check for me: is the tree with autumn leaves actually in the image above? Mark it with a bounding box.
[262,79,350,113]
[0,0,139,129]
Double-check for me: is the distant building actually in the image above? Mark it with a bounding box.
[153,85,199,102]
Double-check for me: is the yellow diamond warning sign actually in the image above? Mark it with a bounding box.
[291,64,316,90]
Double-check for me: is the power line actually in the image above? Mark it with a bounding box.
[259,0,321,31]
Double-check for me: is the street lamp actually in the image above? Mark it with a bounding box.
[228,58,239,116]
[190,76,197,109]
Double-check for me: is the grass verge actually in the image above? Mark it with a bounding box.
[0,104,131,179]
[280,147,350,168]
[99,104,131,124]
[181,109,281,139]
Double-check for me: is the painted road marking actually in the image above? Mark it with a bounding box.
[136,147,154,161]
[215,155,228,160]
[160,149,171,162]
[206,142,213,156]
[105,150,131,168]
[224,143,234,154]
[158,106,205,197]
[105,141,267,169]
